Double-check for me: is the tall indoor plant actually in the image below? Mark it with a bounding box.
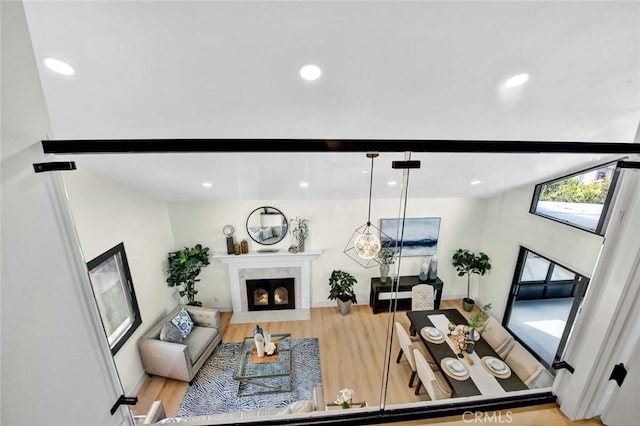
[166,244,211,306]
[328,270,358,316]
[452,249,491,311]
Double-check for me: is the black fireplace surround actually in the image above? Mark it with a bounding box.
[246,278,295,311]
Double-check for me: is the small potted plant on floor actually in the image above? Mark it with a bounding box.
[166,244,211,306]
[328,270,358,316]
[452,249,491,312]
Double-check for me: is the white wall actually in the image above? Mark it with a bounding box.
[479,184,604,320]
[167,197,487,309]
[1,1,128,424]
[63,169,177,394]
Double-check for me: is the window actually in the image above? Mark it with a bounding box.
[530,161,620,235]
[87,242,141,355]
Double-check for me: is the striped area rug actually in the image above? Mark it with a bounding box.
[176,338,321,416]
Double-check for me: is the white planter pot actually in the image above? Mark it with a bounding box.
[337,299,352,316]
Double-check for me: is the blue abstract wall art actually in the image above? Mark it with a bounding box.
[380,217,441,256]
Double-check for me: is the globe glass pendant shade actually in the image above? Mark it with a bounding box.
[354,232,381,259]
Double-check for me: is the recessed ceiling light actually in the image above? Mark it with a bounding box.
[299,64,322,81]
[299,181,309,188]
[388,181,398,186]
[361,170,368,174]
[504,73,529,88]
[43,57,76,76]
[201,182,213,188]
[470,180,481,185]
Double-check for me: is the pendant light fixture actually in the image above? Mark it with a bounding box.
[344,152,392,268]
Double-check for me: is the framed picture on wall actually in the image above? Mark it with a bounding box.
[379,217,441,256]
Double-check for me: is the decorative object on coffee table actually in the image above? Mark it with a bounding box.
[253,324,263,337]
[254,333,265,357]
[328,270,358,315]
[452,248,492,311]
[166,244,211,306]
[234,333,294,396]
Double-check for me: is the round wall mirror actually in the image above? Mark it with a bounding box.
[246,206,288,245]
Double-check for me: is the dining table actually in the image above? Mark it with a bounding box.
[406,309,529,398]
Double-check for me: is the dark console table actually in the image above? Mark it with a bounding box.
[369,275,443,314]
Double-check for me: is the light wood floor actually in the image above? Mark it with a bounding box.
[132,301,602,425]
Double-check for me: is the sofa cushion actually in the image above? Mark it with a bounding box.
[159,322,184,344]
[184,326,218,363]
[171,308,194,338]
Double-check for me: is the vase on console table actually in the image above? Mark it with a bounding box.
[419,256,431,282]
[379,263,390,283]
[427,255,438,283]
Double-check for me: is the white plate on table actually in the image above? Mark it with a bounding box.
[485,357,508,373]
[446,359,468,376]
[424,327,442,339]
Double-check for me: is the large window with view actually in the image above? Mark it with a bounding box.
[87,242,142,355]
[530,162,620,235]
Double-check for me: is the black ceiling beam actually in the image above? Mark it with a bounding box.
[42,139,640,155]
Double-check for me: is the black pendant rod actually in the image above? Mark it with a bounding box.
[365,152,378,226]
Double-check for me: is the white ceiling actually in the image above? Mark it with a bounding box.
[23,1,640,201]
[60,152,617,201]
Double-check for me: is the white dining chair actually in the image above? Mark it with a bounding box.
[481,316,515,358]
[395,322,437,387]
[411,284,435,311]
[504,341,549,388]
[413,349,452,400]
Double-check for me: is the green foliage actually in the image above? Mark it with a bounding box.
[467,303,492,329]
[377,243,396,265]
[452,249,492,298]
[166,244,211,304]
[328,270,358,304]
[539,177,610,204]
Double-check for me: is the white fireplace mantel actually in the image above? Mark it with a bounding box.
[213,249,321,323]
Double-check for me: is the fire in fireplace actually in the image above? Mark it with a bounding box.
[246,278,295,311]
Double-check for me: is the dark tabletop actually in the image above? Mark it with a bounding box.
[406,309,529,397]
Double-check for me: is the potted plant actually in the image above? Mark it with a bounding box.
[291,217,309,253]
[452,249,492,312]
[166,244,211,306]
[377,245,395,283]
[328,270,358,316]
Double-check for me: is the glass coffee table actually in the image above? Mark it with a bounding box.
[233,333,292,396]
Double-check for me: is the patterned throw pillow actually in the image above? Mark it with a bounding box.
[159,322,184,344]
[171,308,194,339]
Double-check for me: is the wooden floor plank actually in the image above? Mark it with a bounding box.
[133,301,601,425]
